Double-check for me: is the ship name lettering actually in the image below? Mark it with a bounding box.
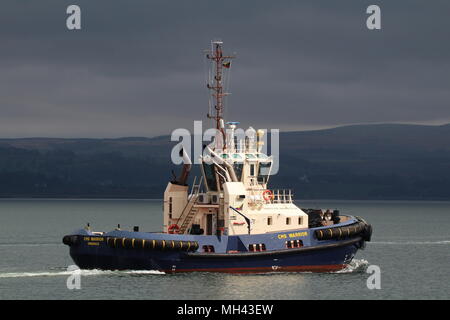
[289,232,307,238]
[83,237,104,242]
[90,237,104,241]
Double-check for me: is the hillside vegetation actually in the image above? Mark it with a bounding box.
[0,123,449,199]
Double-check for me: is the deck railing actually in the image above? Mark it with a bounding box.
[248,189,294,204]
[270,189,294,204]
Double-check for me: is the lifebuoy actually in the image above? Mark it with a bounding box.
[262,189,274,201]
[168,224,180,234]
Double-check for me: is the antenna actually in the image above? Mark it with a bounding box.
[206,40,235,149]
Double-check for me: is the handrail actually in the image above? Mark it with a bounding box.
[248,189,294,204]
[188,176,197,198]
[176,189,200,227]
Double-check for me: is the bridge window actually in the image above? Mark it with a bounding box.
[233,163,243,181]
[267,217,272,225]
[286,217,291,225]
[202,163,218,191]
[298,217,303,225]
[257,162,271,183]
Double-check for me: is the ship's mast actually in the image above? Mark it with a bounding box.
[206,41,234,149]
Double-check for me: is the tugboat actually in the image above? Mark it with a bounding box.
[63,41,372,273]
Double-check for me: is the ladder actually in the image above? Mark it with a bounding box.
[177,179,202,234]
[178,206,199,235]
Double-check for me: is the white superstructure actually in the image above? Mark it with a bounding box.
[163,41,308,236]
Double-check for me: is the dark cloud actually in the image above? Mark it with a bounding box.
[0,0,449,137]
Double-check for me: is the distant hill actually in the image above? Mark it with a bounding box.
[0,123,449,199]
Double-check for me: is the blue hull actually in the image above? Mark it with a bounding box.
[64,216,370,273]
[70,239,361,273]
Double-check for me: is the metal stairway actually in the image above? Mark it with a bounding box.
[177,178,202,234]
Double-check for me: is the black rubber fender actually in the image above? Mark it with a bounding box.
[106,237,198,252]
[62,235,80,246]
[314,221,368,241]
[363,223,373,241]
[123,238,134,249]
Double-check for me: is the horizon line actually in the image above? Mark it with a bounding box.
[0,121,448,140]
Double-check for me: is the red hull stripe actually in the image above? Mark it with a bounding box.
[164,264,346,273]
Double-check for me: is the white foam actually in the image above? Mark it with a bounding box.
[0,243,60,247]
[335,259,369,273]
[0,271,74,278]
[0,268,165,278]
[370,240,450,245]
[124,270,165,275]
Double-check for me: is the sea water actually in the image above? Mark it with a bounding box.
[0,199,448,300]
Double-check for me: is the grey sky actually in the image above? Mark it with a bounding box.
[0,0,449,138]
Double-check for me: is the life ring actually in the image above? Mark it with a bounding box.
[262,189,274,201]
[168,224,180,234]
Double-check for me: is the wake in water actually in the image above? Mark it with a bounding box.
[0,261,373,278]
[0,243,61,247]
[370,240,450,245]
[0,269,165,279]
